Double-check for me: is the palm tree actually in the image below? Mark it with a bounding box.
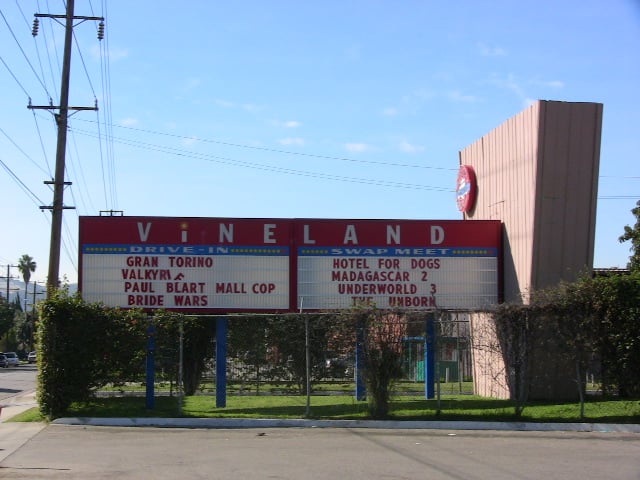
[17,254,36,312]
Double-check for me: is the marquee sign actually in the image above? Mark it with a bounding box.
[80,217,291,311]
[79,216,501,312]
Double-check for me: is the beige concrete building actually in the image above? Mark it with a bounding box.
[460,100,603,399]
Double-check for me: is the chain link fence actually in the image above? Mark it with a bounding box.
[98,312,474,399]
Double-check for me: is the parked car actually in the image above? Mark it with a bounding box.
[3,352,19,367]
[0,353,8,368]
[27,351,37,363]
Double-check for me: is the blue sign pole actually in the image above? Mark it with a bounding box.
[216,317,228,408]
[355,320,366,401]
[145,319,156,410]
[424,314,435,399]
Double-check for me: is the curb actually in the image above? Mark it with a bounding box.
[0,390,37,423]
[51,417,640,433]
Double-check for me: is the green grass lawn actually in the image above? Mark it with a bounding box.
[11,393,640,424]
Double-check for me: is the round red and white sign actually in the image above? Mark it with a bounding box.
[456,165,477,213]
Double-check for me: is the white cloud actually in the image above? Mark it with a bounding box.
[120,118,138,127]
[242,103,263,113]
[345,143,370,153]
[546,80,564,88]
[91,45,129,61]
[399,141,425,154]
[447,90,479,103]
[283,120,301,128]
[184,77,202,90]
[534,79,565,89]
[213,99,264,112]
[215,99,235,108]
[182,136,198,146]
[478,42,507,57]
[382,107,398,116]
[489,73,528,103]
[279,137,305,146]
[413,88,436,101]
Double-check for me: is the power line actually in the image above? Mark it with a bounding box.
[38,0,62,97]
[31,109,54,176]
[0,124,50,176]
[73,118,458,172]
[100,2,118,210]
[72,29,97,98]
[0,7,50,98]
[70,126,454,193]
[599,196,638,200]
[0,157,46,207]
[0,53,30,97]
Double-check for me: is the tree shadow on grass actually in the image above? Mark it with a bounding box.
[63,395,640,423]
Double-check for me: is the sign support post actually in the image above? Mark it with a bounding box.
[424,313,436,399]
[355,319,366,401]
[145,317,156,410]
[215,317,228,408]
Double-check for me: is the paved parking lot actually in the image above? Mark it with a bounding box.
[1,424,639,479]
[1,366,639,479]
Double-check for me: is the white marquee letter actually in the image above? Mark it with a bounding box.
[343,225,358,245]
[430,225,445,245]
[264,224,276,244]
[137,222,151,242]
[303,225,316,244]
[387,225,400,245]
[219,223,234,243]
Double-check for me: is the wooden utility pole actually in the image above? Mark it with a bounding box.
[1,264,17,302]
[29,0,103,293]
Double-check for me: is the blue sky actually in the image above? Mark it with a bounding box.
[1,0,638,285]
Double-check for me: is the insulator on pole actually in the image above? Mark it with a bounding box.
[32,18,39,37]
[97,20,105,40]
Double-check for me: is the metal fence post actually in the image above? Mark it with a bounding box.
[424,313,436,399]
[355,319,366,401]
[216,317,228,408]
[145,317,156,410]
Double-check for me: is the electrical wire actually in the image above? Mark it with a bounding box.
[0,7,51,98]
[37,0,61,98]
[0,54,30,98]
[31,109,54,177]
[101,3,118,210]
[0,125,50,176]
[73,118,457,172]
[70,126,454,192]
[66,127,94,213]
[72,30,97,98]
[0,157,46,207]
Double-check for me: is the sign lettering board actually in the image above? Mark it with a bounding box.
[80,216,291,312]
[79,216,501,312]
[295,219,500,310]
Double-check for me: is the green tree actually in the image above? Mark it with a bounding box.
[17,254,36,312]
[265,314,335,394]
[618,200,640,272]
[228,316,270,394]
[0,302,15,341]
[37,290,147,418]
[344,306,407,419]
[153,312,216,396]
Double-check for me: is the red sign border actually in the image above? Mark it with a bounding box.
[79,216,502,313]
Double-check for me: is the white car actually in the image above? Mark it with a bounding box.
[27,351,37,363]
[3,352,19,367]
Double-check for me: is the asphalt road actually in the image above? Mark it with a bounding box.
[1,366,639,479]
[0,363,37,402]
[1,425,639,479]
